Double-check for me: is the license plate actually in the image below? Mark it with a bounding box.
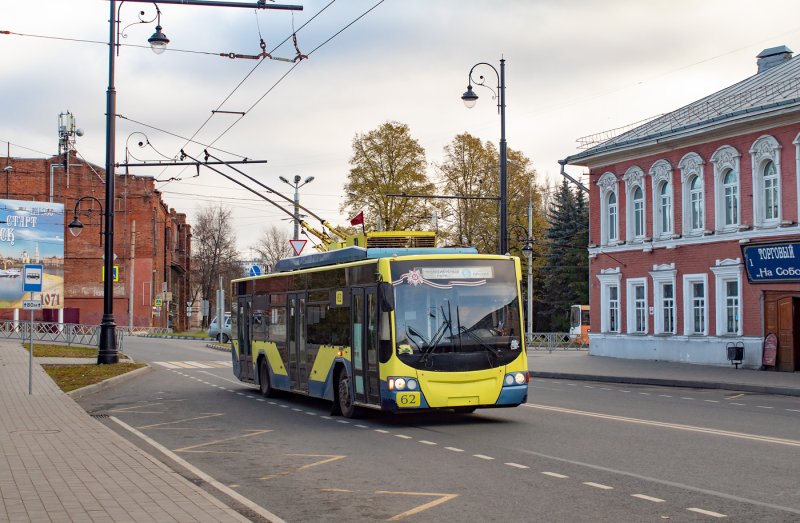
[396,392,421,408]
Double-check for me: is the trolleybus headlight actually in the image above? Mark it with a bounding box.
[514,372,526,385]
[504,372,527,386]
[394,378,407,390]
[505,374,514,386]
[406,379,418,390]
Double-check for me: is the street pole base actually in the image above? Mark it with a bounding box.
[97,318,119,365]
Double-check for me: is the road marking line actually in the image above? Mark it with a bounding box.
[355,424,368,428]
[756,406,774,409]
[632,494,665,503]
[337,420,349,424]
[395,434,412,439]
[619,390,630,393]
[305,412,316,416]
[687,508,727,517]
[292,408,302,412]
[658,394,672,397]
[444,447,464,452]
[505,462,528,469]
[727,393,745,400]
[419,440,436,445]
[260,454,347,481]
[279,404,288,408]
[600,388,612,391]
[584,482,613,490]
[523,403,800,447]
[154,361,181,369]
[473,454,494,460]
[256,399,264,402]
[583,385,595,388]
[787,409,800,413]
[175,429,272,453]
[639,392,651,396]
[321,416,332,419]
[730,403,745,406]
[681,397,694,400]
[704,400,720,403]
[184,361,213,368]
[137,413,223,430]
[376,491,458,522]
[375,429,389,434]
[541,471,568,478]
[110,417,286,523]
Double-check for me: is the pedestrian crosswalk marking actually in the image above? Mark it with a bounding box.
[154,361,232,369]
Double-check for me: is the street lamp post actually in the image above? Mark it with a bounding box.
[461,58,507,255]
[279,175,315,240]
[521,238,534,342]
[101,0,302,364]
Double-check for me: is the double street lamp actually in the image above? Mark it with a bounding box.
[279,175,314,240]
[99,0,302,364]
[461,58,507,255]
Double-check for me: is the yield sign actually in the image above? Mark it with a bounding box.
[289,239,307,256]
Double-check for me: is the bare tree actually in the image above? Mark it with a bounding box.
[251,224,293,272]
[191,204,239,327]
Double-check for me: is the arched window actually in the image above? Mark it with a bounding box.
[597,171,619,245]
[650,159,673,240]
[722,169,738,227]
[658,182,672,236]
[763,160,779,221]
[632,186,644,239]
[607,191,617,242]
[679,152,705,236]
[689,176,704,231]
[750,135,781,227]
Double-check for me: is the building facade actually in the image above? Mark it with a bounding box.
[1,153,191,331]
[563,46,800,371]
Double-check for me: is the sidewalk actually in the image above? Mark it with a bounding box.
[529,350,800,397]
[0,340,255,523]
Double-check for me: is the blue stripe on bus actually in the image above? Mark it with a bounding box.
[496,384,527,405]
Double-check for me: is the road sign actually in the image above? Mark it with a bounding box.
[22,300,42,310]
[154,297,163,307]
[289,239,307,256]
[249,265,261,277]
[23,264,43,293]
[101,265,119,282]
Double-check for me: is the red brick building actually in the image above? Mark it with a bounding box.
[1,152,191,330]
[562,46,800,371]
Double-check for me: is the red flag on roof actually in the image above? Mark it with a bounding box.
[350,211,364,226]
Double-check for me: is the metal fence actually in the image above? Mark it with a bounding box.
[526,332,589,352]
[0,321,173,350]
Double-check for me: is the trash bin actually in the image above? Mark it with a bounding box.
[726,342,744,369]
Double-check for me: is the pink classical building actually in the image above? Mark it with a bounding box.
[562,46,800,371]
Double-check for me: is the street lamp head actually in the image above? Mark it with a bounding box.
[148,25,169,54]
[293,175,302,183]
[461,85,479,108]
[279,175,290,185]
[521,240,533,260]
[68,217,84,237]
[304,176,315,184]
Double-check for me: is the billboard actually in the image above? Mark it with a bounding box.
[741,240,800,283]
[0,199,64,309]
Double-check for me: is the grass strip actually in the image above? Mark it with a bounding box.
[42,363,146,392]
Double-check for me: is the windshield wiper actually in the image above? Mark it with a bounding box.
[459,325,502,361]
[418,318,451,365]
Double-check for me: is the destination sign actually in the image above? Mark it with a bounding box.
[741,241,800,283]
[420,267,494,280]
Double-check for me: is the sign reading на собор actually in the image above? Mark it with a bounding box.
[742,241,800,283]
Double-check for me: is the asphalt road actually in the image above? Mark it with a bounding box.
[77,337,800,522]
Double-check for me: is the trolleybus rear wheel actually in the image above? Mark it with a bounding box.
[259,360,275,398]
[338,371,357,418]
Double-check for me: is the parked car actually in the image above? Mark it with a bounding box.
[208,313,231,343]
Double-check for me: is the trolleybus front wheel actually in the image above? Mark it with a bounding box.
[337,371,357,418]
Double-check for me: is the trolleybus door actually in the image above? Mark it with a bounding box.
[237,296,254,381]
[352,287,380,405]
[288,292,308,393]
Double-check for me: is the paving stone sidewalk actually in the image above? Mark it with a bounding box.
[0,339,251,522]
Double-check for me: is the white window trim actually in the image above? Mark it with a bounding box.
[794,132,800,225]
[626,277,648,334]
[597,172,619,246]
[597,268,622,333]
[710,145,741,232]
[750,135,782,228]
[710,258,743,336]
[649,263,676,335]
[679,152,706,237]
[682,273,709,336]
[649,159,673,240]
[623,166,646,243]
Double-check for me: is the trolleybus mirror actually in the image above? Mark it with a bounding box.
[379,282,395,312]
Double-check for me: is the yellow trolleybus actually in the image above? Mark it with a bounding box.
[231,239,529,417]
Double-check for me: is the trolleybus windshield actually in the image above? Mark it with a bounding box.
[391,259,521,372]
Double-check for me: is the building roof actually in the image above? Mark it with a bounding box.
[565,51,800,165]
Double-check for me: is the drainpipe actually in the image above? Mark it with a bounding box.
[558,159,589,194]
[129,220,135,329]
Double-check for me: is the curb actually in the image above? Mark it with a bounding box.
[206,342,232,353]
[67,364,153,398]
[533,371,800,398]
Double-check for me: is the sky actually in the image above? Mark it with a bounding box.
[3,0,800,256]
